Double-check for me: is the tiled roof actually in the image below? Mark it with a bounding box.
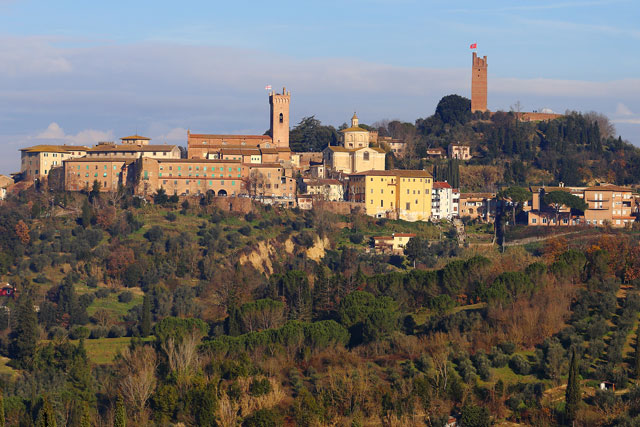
[120,135,150,140]
[585,185,632,192]
[326,146,385,153]
[156,158,242,164]
[189,134,271,140]
[220,148,261,155]
[340,126,369,133]
[65,157,134,163]
[306,179,342,186]
[433,181,452,189]
[20,145,90,153]
[350,169,432,178]
[460,192,495,199]
[89,144,177,153]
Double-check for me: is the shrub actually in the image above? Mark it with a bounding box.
[118,291,133,303]
[166,212,177,222]
[86,276,99,288]
[249,378,272,397]
[70,326,90,340]
[48,327,68,340]
[90,327,108,339]
[499,341,516,355]
[238,225,252,236]
[242,408,282,427]
[108,325,126,338]
[95,288,110,299]
[509,354,531,375]
[349,232,364,244]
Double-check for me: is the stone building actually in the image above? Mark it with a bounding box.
[20,145,89,182]
[187,87,292,163]
[64,157,134,192]
[448,144,472,160]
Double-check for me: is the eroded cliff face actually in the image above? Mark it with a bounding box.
[238,235,331,274]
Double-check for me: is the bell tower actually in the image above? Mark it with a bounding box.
[269,87,290,149]
[471,52,488,112]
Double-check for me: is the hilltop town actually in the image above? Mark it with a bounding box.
[5,52,640,232]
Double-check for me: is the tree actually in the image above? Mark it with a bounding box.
[153,188,169,205]
[461,404,491,427]
[543,191,587,226]
[116,346,157,421]
[635,325,640,380]
[0,388,5,427]
[498,186,532,226]
[114,395,126,427]
[289,116,339,152]
[404,236,430,267]
[14,220,30,245]
[435,94,472,125]
[565,349,581,422]
[140,295,152,338]
[35,397,57,427]
[9,295,38,366]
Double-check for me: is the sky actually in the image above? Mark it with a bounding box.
[1,0,639,174]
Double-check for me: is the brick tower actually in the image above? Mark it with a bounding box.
[269,87,290,149]
[471,52,488,112]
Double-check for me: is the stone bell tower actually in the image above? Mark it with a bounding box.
[269,87,290,149]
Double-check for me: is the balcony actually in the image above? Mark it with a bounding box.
[586,198,609,202]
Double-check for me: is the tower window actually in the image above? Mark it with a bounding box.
[279,113,283,123]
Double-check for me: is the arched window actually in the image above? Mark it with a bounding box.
[363,152,370,161]
[279,113,283,123]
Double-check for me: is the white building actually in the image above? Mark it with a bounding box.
[431,181,457,220]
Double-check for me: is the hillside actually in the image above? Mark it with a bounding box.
[0,187,640,425]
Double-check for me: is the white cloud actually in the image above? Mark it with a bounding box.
[0,36,72,76]
[615,103,633,116]
[34,122,114,145]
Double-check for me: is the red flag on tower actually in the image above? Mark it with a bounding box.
[470,43,477,49]
[265,85,272,90]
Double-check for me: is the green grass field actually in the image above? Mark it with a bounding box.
[70,336,154,365]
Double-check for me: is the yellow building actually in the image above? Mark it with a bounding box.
[348,170,433,221]
[20,145,89,181]
[323,146,386,175]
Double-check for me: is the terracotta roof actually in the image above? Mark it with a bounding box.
[220,148,260,155]
[20,145,90,153]
[189,134,271,140]
[306,179,342,186]
[350,169,432,178]
[260,147,278,154]
[326,146,385,153]
[276,147,291,152]
[89,144,177,153]
[247,163,283,169]
[340,126,369,133]
[433,181,452,189]
[120,135,150,140]
[460,192,495,199]
[373,236,393,240]
[585,185,632,192]
[156,158,242,164]
[65,157,134,163]
[393,233,416,237]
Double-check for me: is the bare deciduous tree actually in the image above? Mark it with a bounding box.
[161,330,204,392]
[117,345,157,422]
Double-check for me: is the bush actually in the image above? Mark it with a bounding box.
[86,276,99,288]
[95,288,110,298]
[118,291,133,303]
[349,232,364,244]
[108,325,126,338]
[70,326,90,340]
[166,212,177,222]
[238,225,252,236]
[499,341,516,355]
[48,326,68,340]
[249,378,272,397]
[90,327,109,339]
[509,354,531,375]
[242,408,282,427]
[33,274,49,284]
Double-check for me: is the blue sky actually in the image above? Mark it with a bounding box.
[1,0,639,173]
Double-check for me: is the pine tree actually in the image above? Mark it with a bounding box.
[565,349,581,422]
[0,388,5,427]
[635,325,640,380]
[114,395,126,427]
[140,295,152,338]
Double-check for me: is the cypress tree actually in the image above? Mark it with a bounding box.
[0,388,5,427]
[635,325,640,380]
[35,397,56,427]
[565,349,581,422]
[114,395,126,427]
[141,295,152,338]
[9,296,38,367]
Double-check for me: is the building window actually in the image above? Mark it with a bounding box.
[532,218,537,224]
[279,113,283,123]
[380,200,383,207]
[363,152,370,161]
